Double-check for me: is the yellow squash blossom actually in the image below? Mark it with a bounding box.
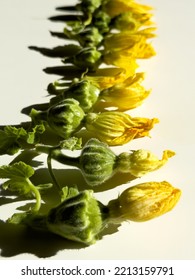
[103,51,140,72]
[95,72,150,111]
[114,11,154,32]
[103,0,153,18]
[108,181,181,222]
[84,62,138,90]
[104,31,156,52]
[117,149,175,177]
[84,112,159,145]
[103,35,156,63]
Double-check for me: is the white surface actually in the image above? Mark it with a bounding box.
[0,0,195,260]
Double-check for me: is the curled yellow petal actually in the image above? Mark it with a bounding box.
[85,112,158,145]
[104,31,155,52]
[104,39,156,64]
[96,73,150,111]
[84,65,138,90]
[103,53,138,74]
[103,0,153,18]
[108,181,181,222]
[117,149,175,177]
[114,12,154,32]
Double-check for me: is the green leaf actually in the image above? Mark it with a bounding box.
[0,161,34,179]
[0,162,34,195]
[0,162,42,212]
[8,212,28,224]
[0,126,27,155]
[26,124,45,144]
[0,124,45,156]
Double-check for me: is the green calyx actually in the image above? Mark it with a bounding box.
[62,79,100,112]
[46,189,108,245]
[36,138,117,187]
[92,10,111,34]
[79,138,116,186]
[65,47,102,71]
[77,27,104,47]
[31,99,85,139]
[78,0,102,14]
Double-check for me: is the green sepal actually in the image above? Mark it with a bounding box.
[46,189,107,245]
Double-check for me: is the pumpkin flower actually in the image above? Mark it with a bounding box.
[103,51,139,71]
[84,112,159,145]
[113,11,154,32]
[103,33,156,61]
[84,63,138,90]
[95,72,150,111]
[23,181,181,245]
[108,181,181,222]
[36,138,175,187]
[102,0,153,18]
[117,149,175,177]
[104,31,156,52]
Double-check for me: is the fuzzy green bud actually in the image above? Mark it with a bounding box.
[46,190,108,245]
[50,79,100,113]
[77,27,104,47]
[31,99,85,138]
[92,10,111,34]
[78,0,102,14]
[36,138,175,187]
[79,138,116,186]
[63,80,100,112]
[65,47,102,71]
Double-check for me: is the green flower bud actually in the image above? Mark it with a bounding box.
[63,26,103,47]
[63,80,100,112]
[92,10,111,34]
[77,27,104,47]
[50,79,100,113]
[78,0,102,14]
[36,139,175,187]
[65,47,102,71]
[79,138,116,186]
[113,12,140,32]
[31,99,85,138]
[46,190,108,245]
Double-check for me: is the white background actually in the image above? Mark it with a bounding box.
[0,0,195,261]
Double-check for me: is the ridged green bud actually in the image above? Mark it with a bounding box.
[31,99,85,139]
[78,0,102,14]
[46,190,108,245]
[63,80,100,112]
[65,47,102,71]
[77,27,104,47]
[79,138,116,186]
[92,10,111,34]
[50,79,100,113]
[36,138,175,187]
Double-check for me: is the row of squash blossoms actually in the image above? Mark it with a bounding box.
[0,0,181,246]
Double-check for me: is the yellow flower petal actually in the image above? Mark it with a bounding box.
[103,0,153,18]
[96,72,150,111]
[117,149,175,177]
[85,112,158,145]
[108,181,181,222]
[114,11,154,32]
[104,38,156,63]
[84,64,138,89]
